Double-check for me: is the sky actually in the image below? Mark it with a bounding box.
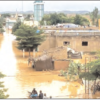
[0,1,100,12]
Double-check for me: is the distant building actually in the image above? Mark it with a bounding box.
[34,21,39,26]
[56,23,79,28]
[6,18,16,29]
[63,24,79,28]
[23,21,34,26]
[15,9,24,22]
[34,0,44,21]
[17,14,24,22]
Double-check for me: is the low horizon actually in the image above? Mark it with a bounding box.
[0,10,94,12]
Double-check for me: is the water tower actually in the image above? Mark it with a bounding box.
[34,0,44,21]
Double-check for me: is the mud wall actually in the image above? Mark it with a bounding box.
[34,58,54,71]
[38,35,100,52]
[56,36,100,52]
[54,60,70,70]
[38,36,57,51]
[51,48,67,59]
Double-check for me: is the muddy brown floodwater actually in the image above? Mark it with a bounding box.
[0,33,100,98]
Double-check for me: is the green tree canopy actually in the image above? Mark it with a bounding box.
[79,59,100,80]
[67,61,85,80]
[0,72,9,99]
[0,17,5,33]
[1,13,11,18]
[40,13,89,26]
[12,20,21,33]
[13,24,45,56]
[60,61,85,81]
[40,13,68,25]
[74,15,89,26]
[90,7,99,26]
[25,14,31,21]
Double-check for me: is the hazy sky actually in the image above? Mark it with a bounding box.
[0,1,100,12]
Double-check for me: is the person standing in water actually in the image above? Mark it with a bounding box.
[39,90,43,99]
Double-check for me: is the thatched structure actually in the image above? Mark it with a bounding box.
[67,48,82,59]
[34,55,54,71]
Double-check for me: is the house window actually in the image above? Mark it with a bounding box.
[63,41,70,46]
[82,41,88,46]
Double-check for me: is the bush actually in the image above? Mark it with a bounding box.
[0,28,4,33]
[0,72,9,98]
[60,61,85,81]
[89,51,96,55]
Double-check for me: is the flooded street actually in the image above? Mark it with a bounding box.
[0,33,99,98]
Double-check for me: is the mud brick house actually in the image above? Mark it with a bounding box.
[35,31,100,70]
[38,32,100,52]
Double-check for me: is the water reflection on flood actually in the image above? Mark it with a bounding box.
[0,33,17,76]
[0,33,99,98]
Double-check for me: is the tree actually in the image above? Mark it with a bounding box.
[74,15,89,26]
[67,61,85,80]
[79,59,100,94]
[40,13,89,26]
[94,7,98,19]
[50,13,58,25]
[91,7,99,26]
[0,17,5,33]
[58,13,68,23]
[79,59,100,80]
[60,61,85,81]
[66,17,74,23]
[12,20,21,34]
[13,24,45,56]
[25,14,31,21]
[0,72,9,99]
[40,14,51,25]
[74,15,82,25]
[1,13,11,18]
[79,50,100,81]
[40,13,69,25]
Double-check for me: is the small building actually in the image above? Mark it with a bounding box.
[23,21,40,27]
[23,21,34,26]
[63,24,79,28]
[17,14,24,22]
[34,55,70,71]
[6,18,16,29]
[34,21,39,26]
[34,55,54,71]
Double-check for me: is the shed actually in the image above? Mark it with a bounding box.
[34,55,54,71]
